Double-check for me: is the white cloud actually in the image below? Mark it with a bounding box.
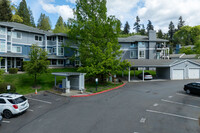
[66,0,76,4]
[40,0,74,21]
[137,0,200,32]
[11,0,21,4]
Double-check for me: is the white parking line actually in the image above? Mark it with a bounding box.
[161,99,200,109]
[168,96,173,98]
[176,93,200,100]
[27,109,34,112]
[140,118,146,123]
[2,120,10,123]
[146,109,198,121]
[28,97,52,104]
[153,103,159,107]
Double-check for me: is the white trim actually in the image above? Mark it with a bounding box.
[57,47,64,56]
[34,35,43,42]
[139,49,145,59]
[12,46,22,53]
[12,31,22,39]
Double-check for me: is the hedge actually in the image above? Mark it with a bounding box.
[0,82,16,94]
[9,68,18,74]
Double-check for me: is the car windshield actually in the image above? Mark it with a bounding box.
[8,96,27,104]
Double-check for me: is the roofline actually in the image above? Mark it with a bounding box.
[170,59,200,67]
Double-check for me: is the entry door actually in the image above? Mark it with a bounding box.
[189,68,200,79]
[172,69,184,80]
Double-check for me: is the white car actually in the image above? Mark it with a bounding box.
[0,93,29,119]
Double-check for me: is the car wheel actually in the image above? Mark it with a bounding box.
[3,110,13,119]
[186,89,191,94]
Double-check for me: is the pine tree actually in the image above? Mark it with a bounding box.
[17,0,31,26]
[168,21,175,43]
[53,16,67,33]
[178,16,185,30]
[123,21,130,34]
[140,24,146,35]
[29,7,35,27]
[68,0,130,81]
[37,13,51,31]
[146,20,154,33]
[0,0,12,21]
[133,16,140,33]
[157,29,163,39]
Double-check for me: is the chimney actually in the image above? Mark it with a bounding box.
[148,30,156,40]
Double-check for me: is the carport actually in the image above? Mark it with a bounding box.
[52,72,86,93]
[126,59,200,82]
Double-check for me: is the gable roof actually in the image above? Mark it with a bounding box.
[118,35,168,43]
[0,22,67,37]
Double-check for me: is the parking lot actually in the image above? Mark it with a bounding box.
[0,80,200,133]
[0,92,70,133]
[135,88,200,133]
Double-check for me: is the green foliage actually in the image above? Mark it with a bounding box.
[24,44,50,86]
[146,20,154,33]
[0,82,16,94]
[17,0,31,26]
[179,46,194,54]
[29,7,35,27]
[157,29,163,39]
[68,0,130,81]
[0,69,4,83]
[0,0,12,21]
[134,16,140,33]
[178,16,185,30]
[37,13,51,31]
[123,21,130,34]
[11,14,23,23]
[53,16,67,33]
[168,21,175,43]
[9,68,18,74]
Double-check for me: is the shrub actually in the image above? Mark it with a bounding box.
[0,82,16,94]
[9,68,18,74]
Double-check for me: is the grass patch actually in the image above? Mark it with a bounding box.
[2,68,78,95]
[85,82,123,93]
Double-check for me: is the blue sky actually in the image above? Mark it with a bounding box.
[11,0,200,33]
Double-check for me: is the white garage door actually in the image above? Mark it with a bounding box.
[189,68,200,79]
[172,69,184,80]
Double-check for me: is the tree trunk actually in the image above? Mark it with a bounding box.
[34,74,37,87]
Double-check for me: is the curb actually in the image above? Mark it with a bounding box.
[71,82,127,98]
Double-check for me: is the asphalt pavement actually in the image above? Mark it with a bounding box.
[1,79,200,133]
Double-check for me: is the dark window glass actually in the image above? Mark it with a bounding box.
[39,36,42,41]
[14,96,27,104]
[52,60,57,65]
[0,98,6,104]
[35,36,38,41]
[47,37,51,40]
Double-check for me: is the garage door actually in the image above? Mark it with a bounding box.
[172,69,184,80]
[189,68,200,79]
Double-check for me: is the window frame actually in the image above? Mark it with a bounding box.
[12,31,22,39]
[12,46,22,53]
[58,47,64,56]
[130,50,137,58]
[139,50,145,59]
[34,35,43,42]
[0,41,6,52]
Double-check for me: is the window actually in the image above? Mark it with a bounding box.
[13,32,22,39]
[0,41,6,52]
[66,59,70,64]
[7,44,11,51]
[52,37,56,41]
[53,48,56,53]
[58,47,64,56]
[75,60,80,66]
[0,27,5,35]
[52,59,57,65]
[12,46,22,53]
[130,50,137,58]
[47,37,51,40]
[58,36,63,42]
[0,98,6,104]
[130,43,137,48]
[58,60,64,65]
[35,35,42,41]
[139,50,145,58]
[47,48,52,54]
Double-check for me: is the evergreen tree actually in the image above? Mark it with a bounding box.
[133,16,140,33]
[0,0,12,21]
[37,13,51,31]
[146,20,154,33]
[157,29,163,39]
[178,16,185,30]
[123,21,130,34]
[140,24,146,35]
[17,0,31,26]
[168,21,175,43]
[68,0,130,81]
[11,4,23,23]
[29,7,35,27]
[53,16,67,33]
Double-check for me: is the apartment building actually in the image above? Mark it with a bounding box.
[0,22,78,72]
